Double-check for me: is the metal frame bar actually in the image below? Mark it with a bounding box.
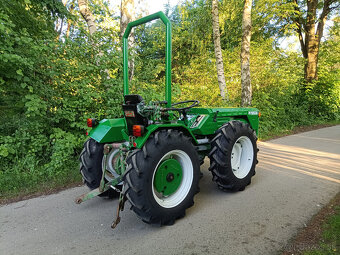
[123,11,172,108]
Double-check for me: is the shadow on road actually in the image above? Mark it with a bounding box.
[259,142,340,184]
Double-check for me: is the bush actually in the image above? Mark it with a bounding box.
[304,74,340,121]
[0,11,123,197]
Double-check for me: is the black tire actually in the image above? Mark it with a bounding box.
[123,129,200,226]
[79,138,120,198]
[208,120,258,192]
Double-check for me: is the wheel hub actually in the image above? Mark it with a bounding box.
[154,158,183,196]
[166,173,175,182]
[103,149,121,180]
[231,136,254,179]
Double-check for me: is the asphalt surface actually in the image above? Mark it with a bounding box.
[1,126,339,255]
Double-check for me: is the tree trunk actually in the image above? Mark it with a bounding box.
[78,0,96,36]
[66,3,75,38]
[212,0,228,101]
[240,0,252,107]
[304,0,318,82]
[55,0,68,39]
[120,0,135,80]
[305,37,319,82]
[294,0,336,83]
[78,0,111,80]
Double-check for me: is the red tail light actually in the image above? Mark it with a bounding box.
[132,125,144,137]
[87,118,97,127]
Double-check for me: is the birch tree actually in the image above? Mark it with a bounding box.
[78,0,96,35]
[240,0,252,106]
[212,0,228,100]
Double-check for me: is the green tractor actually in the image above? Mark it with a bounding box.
[76,12,259,228]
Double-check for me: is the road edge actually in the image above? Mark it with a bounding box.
[281,192,340,255]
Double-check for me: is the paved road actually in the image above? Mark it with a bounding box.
[1,126,339,255]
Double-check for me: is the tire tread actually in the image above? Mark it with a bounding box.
[208,120,258,192]
[123,129,200,226]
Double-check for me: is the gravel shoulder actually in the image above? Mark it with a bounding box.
[0,125,339,255]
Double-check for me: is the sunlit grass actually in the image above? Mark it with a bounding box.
[303,205,340,255]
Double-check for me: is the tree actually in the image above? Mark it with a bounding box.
[240,0,252,106]
[66,3,75,38]
[293,0,339,83]
[55,0,68,39]
[78,0,96,35]
[120,0,135,80]
[212,0,228,100]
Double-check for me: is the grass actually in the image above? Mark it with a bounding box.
[0,161,82,204]
[303,205,340,255]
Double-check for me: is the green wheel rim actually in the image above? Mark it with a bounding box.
[154,158,183,196]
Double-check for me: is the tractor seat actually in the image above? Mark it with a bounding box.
[122,94,148,135]
[124,94,144,105]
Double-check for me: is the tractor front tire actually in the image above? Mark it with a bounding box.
[123,129,200,225]
[79,138,119,198]
[209,120,258,192]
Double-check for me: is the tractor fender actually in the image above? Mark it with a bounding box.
[134,124,198,149]
[88,118,128,143]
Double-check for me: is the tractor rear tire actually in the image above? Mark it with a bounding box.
[123,129,200,225]
[79,138,119,198]
[208,120,258,192]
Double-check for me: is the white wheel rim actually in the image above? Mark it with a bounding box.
[152,150,193,208]
[231,136,254,179]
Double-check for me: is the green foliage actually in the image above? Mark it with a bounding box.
[1,0,339,199]
[0,0,122,198]
[304,76,340,120]
[307,17,340,120]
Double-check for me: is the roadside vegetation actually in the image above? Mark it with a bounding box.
[305,206,339,255]
[283,193,340,255]
[0,0,339,200]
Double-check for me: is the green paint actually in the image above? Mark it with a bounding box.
[121,128,129,142]
[154,158,182,196]
[76,176,123,203]
[134,123,198,148]
[123,11,172,107]
[89,118,127,143]
[187,107,260,136]
[88,109,258,146]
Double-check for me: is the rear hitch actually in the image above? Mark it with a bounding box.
[111,192,127,229]
[75,142,127,204]
[76,141,130,229]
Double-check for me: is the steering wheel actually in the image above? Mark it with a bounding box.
[163,100,200,112]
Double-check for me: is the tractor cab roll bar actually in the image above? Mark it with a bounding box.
[122,11,172,108]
